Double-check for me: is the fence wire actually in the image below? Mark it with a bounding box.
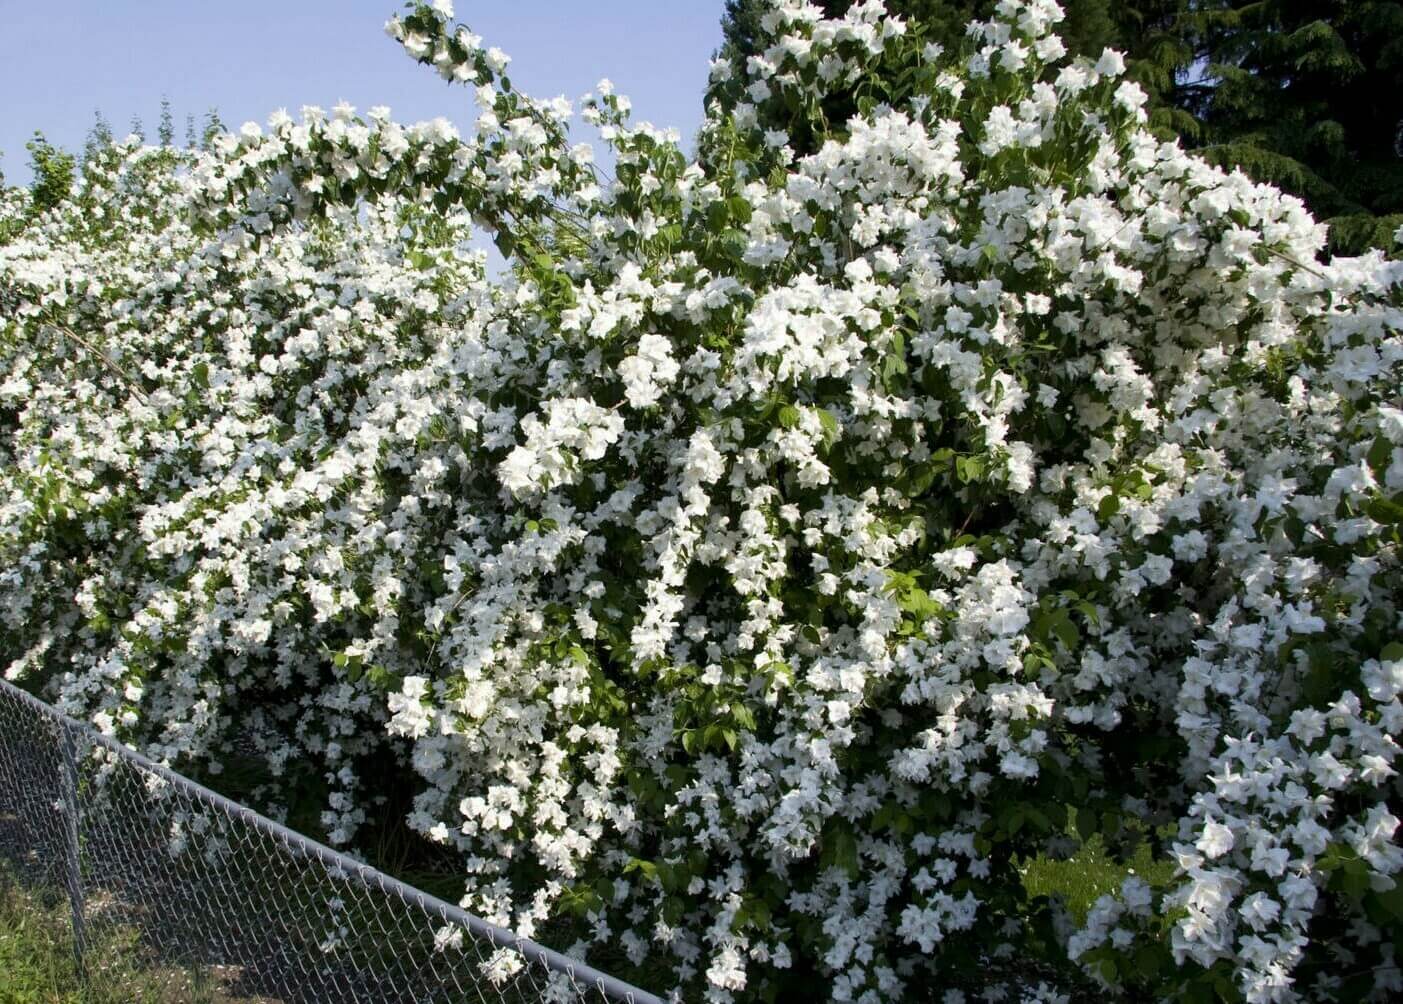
[0,677,662,1004]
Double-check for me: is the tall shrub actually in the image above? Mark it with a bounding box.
[2,2,1400,1000]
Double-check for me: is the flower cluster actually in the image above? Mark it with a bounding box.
[2,1,1401,1001]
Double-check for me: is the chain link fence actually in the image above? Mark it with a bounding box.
[0,677,663,1004]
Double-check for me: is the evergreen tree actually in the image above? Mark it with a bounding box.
[158,97,176,147]
[185,112,199,149]
[1191,0,1403,255]
[1076,0,1201,141]
[129,114,146,143]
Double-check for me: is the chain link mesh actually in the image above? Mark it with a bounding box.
[0,678,661,1004]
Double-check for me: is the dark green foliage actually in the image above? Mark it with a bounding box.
[1191,0,1403,255]
[1095,1,1201,141]
[717,0,769,60]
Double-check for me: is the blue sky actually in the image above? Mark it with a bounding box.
[0,1,727,186]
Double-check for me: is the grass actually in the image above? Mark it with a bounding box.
[0,867,273,1004]
[0,879,83,1004]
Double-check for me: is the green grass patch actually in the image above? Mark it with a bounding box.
[0,866,269,1004]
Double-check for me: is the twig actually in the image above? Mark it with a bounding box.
[1264,245,1330,282]
[45,323,149,403]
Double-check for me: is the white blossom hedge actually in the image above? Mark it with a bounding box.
[3,1,1402,1000]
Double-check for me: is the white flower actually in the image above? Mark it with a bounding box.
[1197,819,1235,859]
[618,333,679,409]
[497,445,537,494]
[484,47,510,72]
[1095,48,1126,76]
[1239,893,1281,930]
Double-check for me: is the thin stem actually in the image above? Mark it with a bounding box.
[1265,245,1329,282]
[45,323,149,403]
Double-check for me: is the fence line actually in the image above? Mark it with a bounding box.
[0,676,663,1004]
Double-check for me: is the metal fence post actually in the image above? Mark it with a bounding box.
[57,721,87,982]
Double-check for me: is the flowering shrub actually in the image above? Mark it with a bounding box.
[3,1,1402,1000]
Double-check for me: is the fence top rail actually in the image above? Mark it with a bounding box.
[0,676,665,1004]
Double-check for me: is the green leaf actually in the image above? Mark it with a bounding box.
[821,820,860,877]
[881,350,907,387]
[906,463,939,495]
[624,858,659,882]
[1365,494,1403,526]
[1371,883,1403,922]
[955,455,984,484]
[1340,857,1372,899]
[1367,435,1392,475]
